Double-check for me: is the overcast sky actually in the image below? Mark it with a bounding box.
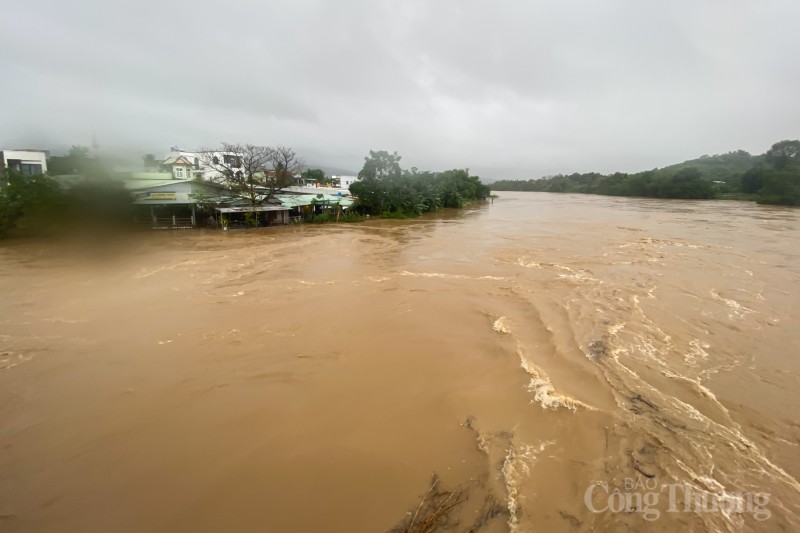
[1,0,798,179]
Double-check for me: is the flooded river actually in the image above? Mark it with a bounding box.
[1,192,799,532]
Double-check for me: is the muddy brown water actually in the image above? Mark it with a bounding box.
[1,192,799,532]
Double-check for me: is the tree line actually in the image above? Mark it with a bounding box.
[0,170,132,237]
[349,150,491,216]
[491,140,800,206]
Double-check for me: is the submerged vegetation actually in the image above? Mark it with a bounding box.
[350,150,491,216]
[491,140,800,206]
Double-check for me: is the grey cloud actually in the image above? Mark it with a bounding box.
[1,0,798,179]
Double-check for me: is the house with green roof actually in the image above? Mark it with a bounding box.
[125,172,228,228]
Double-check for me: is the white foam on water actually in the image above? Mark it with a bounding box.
[501,439,554,532]
[493,316,511,334]
[685,339,710,365]
[400,271,506,281]
[516,343,595,412]
[680,400,708,423]
[553,264,578,273]
[297,280,337,286]
[610,347,643,379]
[607,322,626,335]
[710,289,753,319]
[516,258,542,269]
[475,433,491,455]
[673,461,749,530]
[556,272,600,283]
[656,376,800,508]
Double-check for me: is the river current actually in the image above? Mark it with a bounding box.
[1,192,798,532]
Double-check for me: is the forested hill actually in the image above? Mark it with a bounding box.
[491,140,800,205]
[653,150,760,182]
[492,150,759,198]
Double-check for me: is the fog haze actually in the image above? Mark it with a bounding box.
[1,0,798,178]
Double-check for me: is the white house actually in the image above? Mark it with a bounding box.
[164,147,244,182]
[333,175,359,189]
[161,155,196,180]
[1,149,48,176]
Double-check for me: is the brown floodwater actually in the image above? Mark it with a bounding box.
[1,192,799,532]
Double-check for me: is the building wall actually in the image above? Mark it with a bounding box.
[165,149,242,181]
[132,181,197,204]
[333,175,359,189]
[1,150,48,175]
[171,164,194,180]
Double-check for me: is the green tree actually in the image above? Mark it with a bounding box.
[351,150,402,213]
[47,146,108,178]
[357,150,402,181]
[0,170,68,234]
[351,151,489,216]
[741,166,765,194]
[753,140,800,205]
[301,168,326,185]
[765,140,800,170]
[757,170,800,205]
[142,153,159,171]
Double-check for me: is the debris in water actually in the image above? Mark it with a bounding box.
[588,338,609,358]
[390,473,506,533]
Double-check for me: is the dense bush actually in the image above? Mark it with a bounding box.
[350,150,490,216]
[0,171,134,237]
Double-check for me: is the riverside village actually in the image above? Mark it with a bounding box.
[0,144,362,231]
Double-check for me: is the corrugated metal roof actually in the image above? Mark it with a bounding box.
[125,178,187,191]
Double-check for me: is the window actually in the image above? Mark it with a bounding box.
[212,156,219,165]
[19,163,43,176]
[224,154,242,167]
[176,167,184,178]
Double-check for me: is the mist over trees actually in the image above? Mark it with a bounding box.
[300,168,329,186]
[349,150,491,216]
[0,170,132,237]
[47,146,109,178]
[752,140,800,205]
[491,140,800,206]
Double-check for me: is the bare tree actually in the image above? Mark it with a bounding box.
[269,145,305,189]
[197,143,304,215]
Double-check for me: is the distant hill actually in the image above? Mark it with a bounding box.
[491,140,800,205]
[490,149,765,200]
[644,150,761,183]
[493,150,760,190]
